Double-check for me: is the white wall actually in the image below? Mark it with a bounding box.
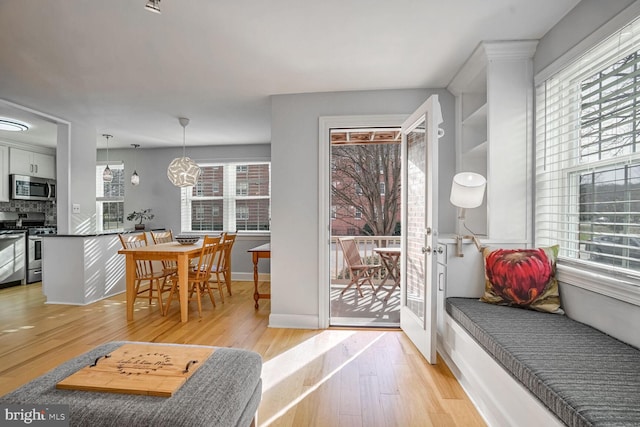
[67,122,98,235]
[270,89,455,328]
[534,0,636,75]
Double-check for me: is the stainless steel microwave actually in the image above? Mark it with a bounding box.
[10,174,56,201]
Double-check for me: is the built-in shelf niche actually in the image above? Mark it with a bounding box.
[448,40,537,242]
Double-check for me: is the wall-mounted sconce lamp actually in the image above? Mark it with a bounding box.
[450,172,486,257]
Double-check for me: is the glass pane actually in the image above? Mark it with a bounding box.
[235,199,270,231]
[578,163,640,269]
[102,202,124,231]
[191,200,224,231]
[405,119,426,322]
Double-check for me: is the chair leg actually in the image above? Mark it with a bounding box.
[204,282,217,308]
[163,281,178,316]
[192,282,203,317]
[215,272,225,303]
[155,278,166,315]
[224,270,232,296]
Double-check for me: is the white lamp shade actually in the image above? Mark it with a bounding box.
[131,171,140,186]
[167,156,201,187]
[450,172,486,209]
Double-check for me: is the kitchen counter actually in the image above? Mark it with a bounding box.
[42,233,125,305]
[45,228,166,237]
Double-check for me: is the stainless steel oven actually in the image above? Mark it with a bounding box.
[27,234,42,283]
[27,227,56,283]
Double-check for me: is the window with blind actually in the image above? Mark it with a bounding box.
[96,162,125,232]
[536,17,640,278]
[181,161,270,233]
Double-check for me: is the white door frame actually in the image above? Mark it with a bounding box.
[318,114,407,329]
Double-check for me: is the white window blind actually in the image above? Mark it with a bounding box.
[536,17,640,278]
[181,161,270,233]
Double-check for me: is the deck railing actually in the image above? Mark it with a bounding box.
[330,235,401,283]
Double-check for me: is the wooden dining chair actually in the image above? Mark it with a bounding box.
[151,230,178,275]
[338,237,381,297]
[164,235,221,317]
[210,232,237,300]
[118,232,173,313]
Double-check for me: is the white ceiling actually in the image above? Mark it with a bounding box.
[0,0,580,149]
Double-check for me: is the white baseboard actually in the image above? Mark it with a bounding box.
[268,313,320,329]
[231,272,270,282]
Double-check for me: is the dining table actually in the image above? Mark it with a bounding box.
[118,240,204,323]
[373,247,401,300]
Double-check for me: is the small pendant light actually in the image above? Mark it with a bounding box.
[131,144,140,186]
[102,134,113,183]
[167,117,201,187]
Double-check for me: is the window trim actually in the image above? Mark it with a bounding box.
[558,261,640,307]
[535,14,640,305]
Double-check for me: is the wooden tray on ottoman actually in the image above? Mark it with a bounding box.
[56,343,215,397]
[1,342,263,427]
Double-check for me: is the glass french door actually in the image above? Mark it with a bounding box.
[400,95,441,364]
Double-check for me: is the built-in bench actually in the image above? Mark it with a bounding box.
[0,341,263,426]
[446,297,640,427]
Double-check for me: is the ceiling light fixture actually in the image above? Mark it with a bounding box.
[102,134,113,183]
[145,0,161,14]
[131,144,140,186]
[167,117,201,187]
[0,118,30,132]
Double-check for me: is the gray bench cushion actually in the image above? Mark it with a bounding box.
[0,341,262,427]
[446,297,640,427]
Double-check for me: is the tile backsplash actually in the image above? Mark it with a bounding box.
[0,200,57,225]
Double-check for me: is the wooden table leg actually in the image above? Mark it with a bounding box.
[178,253,189,323]
[253,252,260,309]
[126,254,136,321]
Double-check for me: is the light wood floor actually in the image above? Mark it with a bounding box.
[0,281,485,427]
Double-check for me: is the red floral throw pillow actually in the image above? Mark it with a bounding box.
[481,245,563,314]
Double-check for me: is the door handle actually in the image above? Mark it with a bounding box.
[422,246,431,254]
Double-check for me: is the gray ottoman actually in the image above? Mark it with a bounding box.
[0,342,262,427]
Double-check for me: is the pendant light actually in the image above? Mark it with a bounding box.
[102,134,113,183]
[131,144,140,186]
[145,0,161,14]
[167,117,201,187]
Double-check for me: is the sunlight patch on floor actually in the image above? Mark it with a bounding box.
[260,330,386,427]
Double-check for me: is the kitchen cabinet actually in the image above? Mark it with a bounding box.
[448,40,537,243]
[10,147,55,179]
[0,145,9,202]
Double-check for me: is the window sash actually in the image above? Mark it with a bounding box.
[536,17,640,281]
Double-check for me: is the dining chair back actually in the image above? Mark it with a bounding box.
[151,230,177,273]
[337,237,382,297]
[151,230,173,244]
[210,232,237,300]
[118,232,173,313]
[164,235,222,317]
